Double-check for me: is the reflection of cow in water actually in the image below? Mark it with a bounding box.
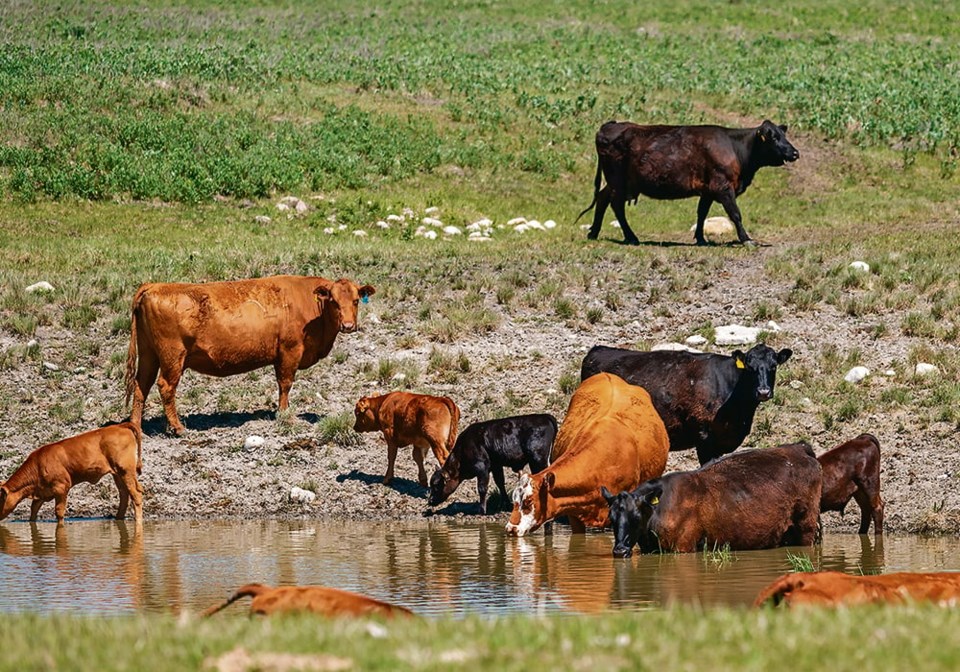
[755,571,960,608]
[202,583,415,618]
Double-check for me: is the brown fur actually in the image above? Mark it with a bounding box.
[125,275,374,435]
[755,571,960,608]
[202,583,415,618]
[506,373,669,535]
[0,423,143,525]
[818,433,884,534]
[354,392,460,487]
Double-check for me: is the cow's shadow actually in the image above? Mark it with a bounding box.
[336,469,426,498]
[602,237,772,248]
[426,500,510,517]
[140,409,326,436]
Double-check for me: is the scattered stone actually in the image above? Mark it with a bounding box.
[765,320,781,332]
[442,226,462,236]
[386,214,404,223]
[26,339,38,349]
[337,224,347,231]
[543,219,557,229]
[507,217,527,226]
[915,362,940,377]
[423,230,438,240]
[609,220,621,228]
[714,324,759,346]
[353,230,368,237]
[789,380,804,389]
[468,236,492,242]
[367,314,381,324]
[652,342,702,353]
[422,217,443,227]
[323,228,335,235]
[204,646,351,672]
[42,361,59,371]
[391,372,407,382]
[253,215,271,225]
[883,369,896,377]
[424,206,440,215]
[850,261,871,273]
[289,487,316,504]
[514,223,530,233]
[365,623,389,639]
[243,435,265,451]
[25,281,54,293]
[844,366,870,384]
[73,366,86,374]
[278,195,308,213]
[685,334,708,347]
[526,220,544,231]
[689,216,736,240]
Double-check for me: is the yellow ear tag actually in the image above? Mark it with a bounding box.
[650,496,659,506]
[736,359,745,370]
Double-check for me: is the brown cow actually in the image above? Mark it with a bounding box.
[505,373,669,536]
[755,571,960,608]
[577,120,799,245]
[353,392,460,487]
[125,275,374,435]
[818,433,884,535]
[0,423,143,525]
[202,583,415,618]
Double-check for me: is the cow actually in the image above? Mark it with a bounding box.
[576,120,799,245]
[428,413,558,514]
[0,423,143,525]
[354,392,460,487]
[124,275,374,435]
[202,583,415,618]
[754,571,960,608]
[818,433,884,535]
[505,373,669,536]
[581,343,792,465]
[602,442,821,557]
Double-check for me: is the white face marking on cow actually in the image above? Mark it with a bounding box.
[505,474,538,536]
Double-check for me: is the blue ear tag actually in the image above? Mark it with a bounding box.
[362,295,369,304]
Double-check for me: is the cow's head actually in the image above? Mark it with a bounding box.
[602,481,661,557]
[427,464,460,507]
[731,344,792,402]
[314,279,376,333]
[352,396,379,433]
[0,486,12,521]
[755,120,800,166]
[505,472,551,536]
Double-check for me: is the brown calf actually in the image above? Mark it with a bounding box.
[354,392,460,487]
[0,423,143,524]
[818,433,884,534]
[755,571,960,608]
[203,583,415,618]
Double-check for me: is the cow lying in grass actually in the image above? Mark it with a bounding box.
[818,433,884,534]
[0,423,143,525]
[202,583,415,618]
[602,442,821,556]
[354,392,460,487]
[755,571,960,607]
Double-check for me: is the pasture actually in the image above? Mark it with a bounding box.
[0,0,959,665]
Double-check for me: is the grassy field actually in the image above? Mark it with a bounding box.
[2,606,960,672]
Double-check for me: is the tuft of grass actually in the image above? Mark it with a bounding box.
[786,551,817,573]
[317,412,363,448]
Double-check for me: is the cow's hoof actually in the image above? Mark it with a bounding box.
[623,237,640,246]
[741,238,757,247]
[382,476,392,485]
[166,426,185,437]
[586,232,599,241]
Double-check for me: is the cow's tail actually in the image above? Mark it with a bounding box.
[857,433,881,451]
[126,422,143,474]
[124,287,148,411]
[574,154,603,224]
[445,399,461,455]
[201,583,270,617]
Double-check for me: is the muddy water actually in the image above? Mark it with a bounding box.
[1,519,958,616]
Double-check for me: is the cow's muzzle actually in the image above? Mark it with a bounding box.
[612,545,634,559]
[340,322,357,333]
[757,387,772,401]
[786,149,800,162]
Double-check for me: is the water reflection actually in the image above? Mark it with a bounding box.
[0,520,955,616]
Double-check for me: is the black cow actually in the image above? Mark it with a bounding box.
[576,120,800,245]
[818,433,884,535]
[428,414,558,514]
[581,343,792,465]
[602,442,822,557]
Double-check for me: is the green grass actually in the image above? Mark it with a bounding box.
[2,608,960,672]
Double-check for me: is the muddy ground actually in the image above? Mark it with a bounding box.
[1,239,958,536]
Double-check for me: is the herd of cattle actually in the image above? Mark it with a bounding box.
[0,119,954,614]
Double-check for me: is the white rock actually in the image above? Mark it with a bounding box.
[609,220,621,228]
[652,342,702,353]
[26,339,38,348]
[714,324,759,346]
[414,226,426,237]
[514,224,530,233]
[276,202,290,212]
[546,388,558,395]
[424,206,440,215]
[323,227,335,235]
[392,372,407,381]
[915,362,940,377]
[387,214,404,223]
[685,335,708,347]
[442,226,462,236]
[353,230,368,237]
[689,216,736,239]
[376,220,390,229]
[789,380,804,389]
[883,369,896,377]
[543,219,557,229]
[526,220,545,231]
[253,215,272,225]
[765,321,781,332]
[507,217,527,226]
[278,195,308,213]
[422,217,443,227]
[468,236,492,242]
[423,230,438,240]
[579,223,591,230]
[402,208,415,217]
[337,224,347,231]
[244,435,266,451]
[365,623,389,639]
[367,314,381,324]
[844,366,871,384]
[25,281,54,293]
[42,361,59,371]
[289,486,316,504]
[850,261,871,273]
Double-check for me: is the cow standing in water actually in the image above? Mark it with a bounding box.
[125,276,374,435]
[577,120,799,245]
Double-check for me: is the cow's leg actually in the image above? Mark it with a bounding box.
[53,488,69,524]
[491,465,509,512]
[695,444,718,467]
[125,473,144,526]
[717,190,752,244]
[156,352,187,435]
[476,472,489,515]
[694,196,713,245]
[29,498,43,522]
[872,495,884,535]
[382,433,398,485]
[426,436,449,468]
[412,445,429,488]
[587,186,612,240]
[114,475,130,520]
[274,350,302,412]
[569,517,586,534]
[609,198,640,245]
[130,350,160,429]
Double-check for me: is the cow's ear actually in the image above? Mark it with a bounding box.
[732,350,746,370]
[358,284,376,299]
[600,486,615,505]
[757,128,767,143]
[777,348,793,364]
[355,398,367,413]
[314,284,332,302]
[543,472,556,492]
[779,124,788,133]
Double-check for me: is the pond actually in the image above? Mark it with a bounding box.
[1,519,957,616]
